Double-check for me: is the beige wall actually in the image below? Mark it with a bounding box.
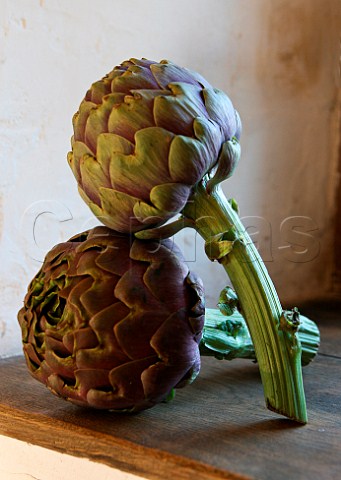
[1,0,340,357]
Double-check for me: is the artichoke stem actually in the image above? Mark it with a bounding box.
[183,182,308,423]
[202,308,320,366]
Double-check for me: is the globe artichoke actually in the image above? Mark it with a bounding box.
[18,226,205,412]
[68,58,241,232]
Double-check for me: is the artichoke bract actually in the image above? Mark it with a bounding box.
[68,58,241,232]
[18,226,205,412]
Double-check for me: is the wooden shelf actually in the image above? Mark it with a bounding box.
[0,304,340,480]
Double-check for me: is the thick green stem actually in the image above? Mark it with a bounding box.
[183,182,308,423]
[202,308,320,366]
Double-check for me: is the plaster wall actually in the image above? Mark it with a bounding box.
[0,0,340,357]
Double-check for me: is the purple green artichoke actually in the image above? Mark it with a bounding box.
[68,58,241,232]
[18,226,205,412]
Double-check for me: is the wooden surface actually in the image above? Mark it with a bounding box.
[0,304,340,480]
[335,125,341,293]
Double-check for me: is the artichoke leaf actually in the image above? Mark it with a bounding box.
[84,94,119,153]
[79,276,118,315]
[109,127,173,197]
[98,187,142,232]
[133,183,190,227]
[75,369,110,394]
[149,182,191,211]
[142,252,189,311]
[192,117,222,164]
[67,142,93,183]
[203,88,239,140]
[111,64,160,93]
[114,311,165,360]
[150,309,200,365]
[168,135,208,184]
[79,154,112,204]
[108,356,157,405]
[97,133,134,181]
[107,93,155,143]
[154,82,208,136]
[150,60,211,89]
[134,217,195,240]
[141,362,192,403]
[114,263,163,311]
[206,139,241,194]
[86,79,112,104]
[73,100,97,142]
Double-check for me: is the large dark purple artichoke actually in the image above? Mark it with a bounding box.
[68,58,241,232]
[18,226,204,412]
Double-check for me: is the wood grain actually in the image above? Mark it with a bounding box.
[0,306,340,480]
[334,120,341,294]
